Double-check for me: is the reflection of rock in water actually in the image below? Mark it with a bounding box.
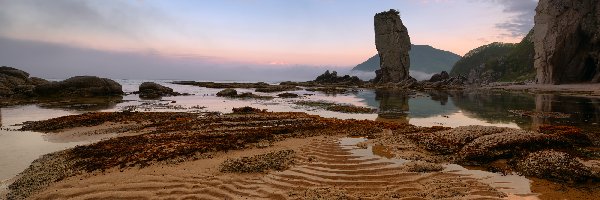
[37,96,123,111]
[375,89,409,124]
[532,94,600,145]
[427,91,450,106]
[451,91,537,129]
[532,94,553,130]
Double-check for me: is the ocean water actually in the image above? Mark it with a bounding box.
[1,79,599,184]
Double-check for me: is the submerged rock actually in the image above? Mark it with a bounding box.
[373,9,411,83]
[534,0,600,84]
[34,76,122,97]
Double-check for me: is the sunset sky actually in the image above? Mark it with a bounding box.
[0,0,538,80]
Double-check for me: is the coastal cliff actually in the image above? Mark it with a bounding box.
[534,0,600,84]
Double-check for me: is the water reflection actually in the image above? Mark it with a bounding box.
[36,96,123,111]
[366,89,600,134]
[375,89,409,124]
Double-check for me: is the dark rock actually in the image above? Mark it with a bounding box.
[534,0,600,84]
[0,66,29,80]
[277,93,299,98]
[138,82,179,99]
[428,71,450,82]
[232,106,266,114]
[29,77,50,86]
[216,88,238,97]
[34,76,122,97]
[0,66,50,97]
[516,150,594,182]
[314,70,362,85]
[467,64,498,85]
[374,9,411,83]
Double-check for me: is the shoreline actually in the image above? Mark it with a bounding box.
[484,83,600,97]
[3,109,599,199]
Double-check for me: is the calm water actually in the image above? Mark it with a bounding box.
[1,79,599,185]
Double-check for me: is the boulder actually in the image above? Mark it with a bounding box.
[0,66,49,97]
[34,76,122,97]
[534,0,600,84]
[429,71,450,82]
[373,9,411,83]
[216,88,238,97]
[516,150,594,182]
[138,82,178,98]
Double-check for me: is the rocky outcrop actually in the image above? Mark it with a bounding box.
[373,9,411,83]
[534,0,600,84]
[428,71,450,82]
[34,76,122,97]
[420,71,466,89]
[216,89,273,99]
[467,64,498,85]
[137,82,180,99]
[216,88,237,97]
[516,150,595,182]
[277,92,299,98]
[0,66,48,97]
[314,70,362,85]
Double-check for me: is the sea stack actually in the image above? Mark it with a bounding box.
[534,0,600,84]
[374,9,411,83]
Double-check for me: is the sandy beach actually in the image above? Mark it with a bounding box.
[3,110,599,199]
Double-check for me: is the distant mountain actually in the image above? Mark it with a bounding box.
[352,45,461,74]
[449,30,535,82]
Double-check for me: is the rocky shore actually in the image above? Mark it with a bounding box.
[5,108,599,199]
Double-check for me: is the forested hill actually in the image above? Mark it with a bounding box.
[449,30,535,82]
[352,44,461,74]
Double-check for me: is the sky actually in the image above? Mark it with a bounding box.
[0,0,538,80]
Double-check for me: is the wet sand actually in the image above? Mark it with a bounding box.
[4,111,599,199]
[30,136,508,200]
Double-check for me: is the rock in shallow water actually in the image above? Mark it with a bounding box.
[34,76,122,97]
[516,150,594,182]
[216,88,237,97]
[138,82,180,98]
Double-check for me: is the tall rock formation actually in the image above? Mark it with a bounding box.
[374,9,411,83]
[534,0,600,84]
